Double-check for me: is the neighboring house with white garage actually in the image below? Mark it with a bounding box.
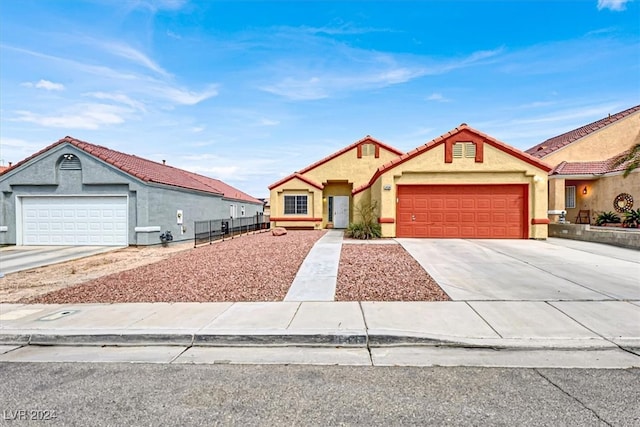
[0,136,263,246]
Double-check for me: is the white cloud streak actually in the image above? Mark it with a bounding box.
[12,104,133,130]
[260,48,503,101]
[597,0,630,11]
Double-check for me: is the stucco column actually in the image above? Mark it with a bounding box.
[548,177,565,223]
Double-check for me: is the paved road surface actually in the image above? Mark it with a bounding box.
[1,363,638,426]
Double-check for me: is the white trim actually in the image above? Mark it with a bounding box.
[0,226,7,232]
[548,210,567,215]
[16,194,129,246]
[135,226,161,233]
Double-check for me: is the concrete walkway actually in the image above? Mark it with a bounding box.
[284,230,344,301]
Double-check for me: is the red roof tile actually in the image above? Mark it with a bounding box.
[268,172,324,191]
[526,105,640,158]
[354,123,552,194]
[0,136,261,204]
[551,149,635,176]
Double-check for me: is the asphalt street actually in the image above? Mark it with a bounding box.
[1,363,638,426]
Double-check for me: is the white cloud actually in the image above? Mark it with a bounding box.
[0,137,47,165]
[597,0,630,11]
[12,103,133,130]
[427,93,450,102]
[258,118,280,126]
[21,79,65,91]
[100,41,170,77]
[260,47,503,101]
[84,92,147,111]
[154,85,219,105]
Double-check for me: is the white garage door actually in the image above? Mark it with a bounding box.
[21,197,128,246]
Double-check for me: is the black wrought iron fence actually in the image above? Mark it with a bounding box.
[194,214,270,247]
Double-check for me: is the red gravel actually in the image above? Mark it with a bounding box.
[335,244,451,301]
[28,230,326,303]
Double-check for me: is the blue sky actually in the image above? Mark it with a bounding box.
[1,0,638,198]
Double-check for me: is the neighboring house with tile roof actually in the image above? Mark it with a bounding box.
[526,105,640,225]
[269,126,551,239]
[0,136,263,246]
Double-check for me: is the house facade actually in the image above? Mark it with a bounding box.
[269,125,551,239]
[526,105,640,225]
[0,136,263,246]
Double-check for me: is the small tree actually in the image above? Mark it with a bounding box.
[345,200,382,239]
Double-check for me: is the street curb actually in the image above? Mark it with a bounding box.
[0,332,630,351]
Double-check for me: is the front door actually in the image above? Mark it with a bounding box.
[333,196,349,228]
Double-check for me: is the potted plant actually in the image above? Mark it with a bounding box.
[595,211,621,226]
[622,208,640,228]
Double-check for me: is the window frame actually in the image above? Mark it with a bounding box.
[565,186,576,209]
[284,195,308,215]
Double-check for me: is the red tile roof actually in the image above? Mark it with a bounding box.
[0,136,262,204]
[353,123,552,194]
[268,135,403,190]
[551,149,634,176]
[526,104,640,158]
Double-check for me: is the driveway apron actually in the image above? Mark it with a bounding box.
[0,246,123,275]
[396,238,640,301]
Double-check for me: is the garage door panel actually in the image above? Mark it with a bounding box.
[22,197,127,246]
[397,185,526,239]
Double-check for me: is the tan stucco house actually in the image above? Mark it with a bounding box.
[269,124,552,239]
[526,105,640,225]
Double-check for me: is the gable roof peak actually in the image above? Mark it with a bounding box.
[1,136,262,204]
[525,104,640,158]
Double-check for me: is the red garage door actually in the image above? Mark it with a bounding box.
[396,185,527,238]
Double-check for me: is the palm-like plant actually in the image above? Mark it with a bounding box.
[612,141,640,178]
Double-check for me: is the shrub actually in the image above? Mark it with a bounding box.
[345,201,382,240]
[595,211,621,226]
[622,208,640,228]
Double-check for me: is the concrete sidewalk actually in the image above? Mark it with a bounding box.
[1,301,639,353]
[1,234,639,367]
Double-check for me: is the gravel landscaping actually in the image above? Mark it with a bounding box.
[336,244,450,301]
[18,231,450,303]
[27,230,325,303]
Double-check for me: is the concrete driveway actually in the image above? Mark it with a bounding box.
[396,238,640,301]
[0,246,124,275]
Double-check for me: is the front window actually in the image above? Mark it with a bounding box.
[284,195,308,215]
[565,186,576,209]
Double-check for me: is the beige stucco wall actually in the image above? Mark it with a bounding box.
[592,172,640,220]
[269,177,323,229]
[372,143,549,238]
[548,172,639,225]
[303,146,399,188]
[269,143,400,229]
[540,111,640,165]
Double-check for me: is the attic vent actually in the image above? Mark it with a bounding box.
[60,154,81,170]
[452,143,463,158]
[464,143,476,158]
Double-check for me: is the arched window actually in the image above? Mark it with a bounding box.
[59,153,81,170]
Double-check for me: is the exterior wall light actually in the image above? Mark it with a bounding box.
[583,186,588,195]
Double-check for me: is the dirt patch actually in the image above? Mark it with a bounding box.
[335,244,450,301]
[4,231,325,303]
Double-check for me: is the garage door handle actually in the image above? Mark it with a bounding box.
[411,215,415,221]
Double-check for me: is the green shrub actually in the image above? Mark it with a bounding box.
[345,201,382,240]
[595,211,621,226]
[623,208,640,228]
